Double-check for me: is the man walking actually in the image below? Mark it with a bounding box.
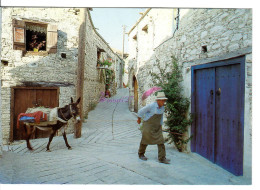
[137,92,170,164]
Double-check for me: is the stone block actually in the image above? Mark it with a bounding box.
[212,43,221,50]
[221,40,230,47]
[231,33,242,42]
[246,54,252,63]
[228,43,240,52]
[210,25,225,36]
[243,40,252,48]
[200,31,208,39]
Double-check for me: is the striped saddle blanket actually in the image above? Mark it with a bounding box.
[23,107,59,126]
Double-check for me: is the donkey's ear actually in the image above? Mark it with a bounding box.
[76,97,81,104]
[71,97,74,103]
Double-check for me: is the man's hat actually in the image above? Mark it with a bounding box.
[156,92,168,100]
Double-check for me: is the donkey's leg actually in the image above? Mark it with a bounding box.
[62,131,72,150]
[25,125,34,150]
[46,129,57,152]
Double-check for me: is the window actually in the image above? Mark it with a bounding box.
[133,34,137,40]
[97,47,105,66]
[142,25,148,33]
[25,22,47,52]
[202,45,208,53]
[13,19,58,55]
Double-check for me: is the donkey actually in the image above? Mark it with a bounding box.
[23,97,81,152]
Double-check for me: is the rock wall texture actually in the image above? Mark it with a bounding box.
[127,8,252,177]
[1,8,81,143]
[0,7,2,156]
[83,10,123,118]
[1,8,123,144]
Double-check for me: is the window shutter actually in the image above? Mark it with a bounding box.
[47,24,58,53]
[13,19,26,51]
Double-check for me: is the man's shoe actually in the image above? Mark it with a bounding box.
[139,155,148,161]
[159,158,170,164]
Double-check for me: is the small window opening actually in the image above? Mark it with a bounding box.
[61,53,66,59]
[26,22,47,52]
[97,48,105,67]
[1,60,9,66]
[133,35,137,40]
[202,45,208,53]
[142,25,148,33]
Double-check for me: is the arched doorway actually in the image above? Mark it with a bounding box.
[133,75,138,112]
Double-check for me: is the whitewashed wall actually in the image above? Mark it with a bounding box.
[127,8,252,177]
[1,8,123,144]
[0,7,3,156]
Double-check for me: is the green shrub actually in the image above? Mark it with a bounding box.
[151,56,193,152]
[100,60,112,67]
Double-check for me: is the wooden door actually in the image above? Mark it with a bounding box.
[191,56,245,176]
[194,68,215,162]
[215,64,243,176]
[12,87,59,140]
[13,89,36,140]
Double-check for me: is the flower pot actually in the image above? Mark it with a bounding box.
[33,48,39,52]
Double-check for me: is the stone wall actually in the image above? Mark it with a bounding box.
[0,7,3,156]
[127,8,188,111]
[1,8,81,144]
[1,8,123,144]
[82,10,123,118]
[127,8,252,177]
[128,9,176,69]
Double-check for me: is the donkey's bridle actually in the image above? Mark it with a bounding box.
[59,104,77,122]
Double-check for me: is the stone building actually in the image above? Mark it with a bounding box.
[0,7,2,157]
[1,8,123,145]
[127,8,252,177]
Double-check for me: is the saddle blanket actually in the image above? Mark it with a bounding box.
[19,116,36,122]
[18,107,59,127]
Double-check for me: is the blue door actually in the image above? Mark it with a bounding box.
[191,56,245,176]
[194,68,215,162]
[215,64,244,175]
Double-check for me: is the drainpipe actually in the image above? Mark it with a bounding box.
[173,8,180,35]
[176,8,180,31]
[74,8,86,138]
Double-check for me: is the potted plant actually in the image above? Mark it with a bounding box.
[29,34,46,52]
[97,60,101,68]
[100,59,113,67]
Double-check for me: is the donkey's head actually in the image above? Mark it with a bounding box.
[69,97,81,122]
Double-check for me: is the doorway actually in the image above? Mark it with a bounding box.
[11,87,59,141]
[191,56,245,176]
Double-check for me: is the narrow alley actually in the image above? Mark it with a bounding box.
[0,88,251,185]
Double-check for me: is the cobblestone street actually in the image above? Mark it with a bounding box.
[0,88,251,185]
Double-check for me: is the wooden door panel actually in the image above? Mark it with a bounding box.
[14,89,36,140]
[192,57,245,176]
[36,89,57,108]
[35,89,58,138]
[13,88,58,140]
[215,63,243,176]
[194,68,215,162]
